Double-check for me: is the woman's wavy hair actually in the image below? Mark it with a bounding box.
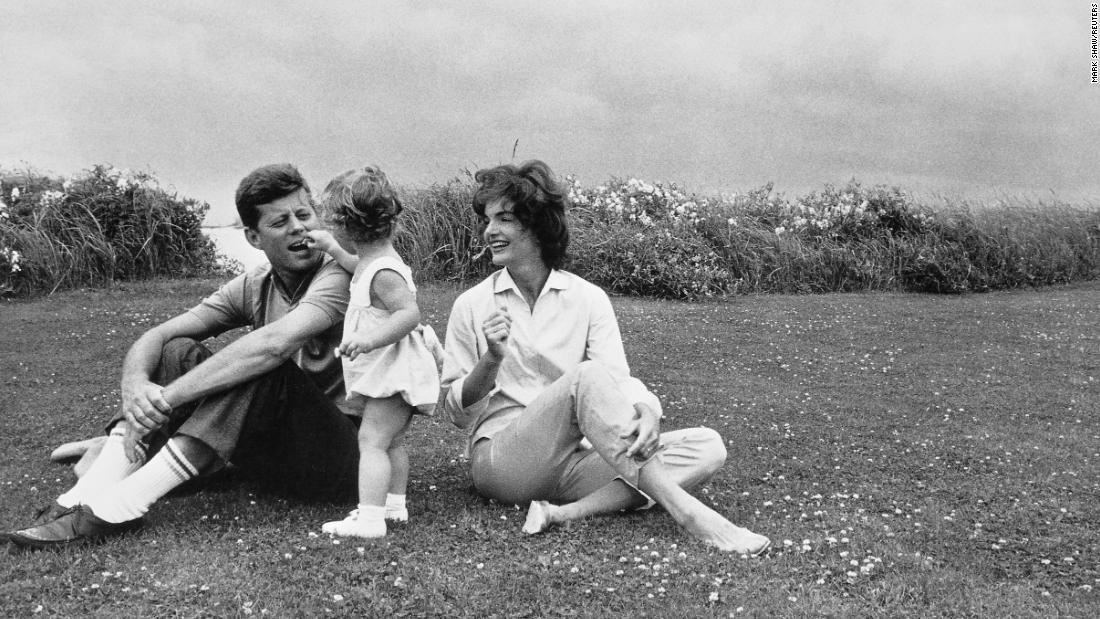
[318,166,403,243]
[472,160,570,269]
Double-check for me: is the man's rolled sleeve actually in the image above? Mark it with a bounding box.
[187,272,251,334]
[296,260,351,326]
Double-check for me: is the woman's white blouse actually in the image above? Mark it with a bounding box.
[442,268,661,448]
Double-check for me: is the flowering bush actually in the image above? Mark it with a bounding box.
[1,191,25,294]
[572,222,735,298]
[0,165,223,297]
[568,176,718,231]
[568,177,736,296]
[0,244,21,295]
[4,165,1096,299]
[772,182,934,240]
[558,175,1097,298]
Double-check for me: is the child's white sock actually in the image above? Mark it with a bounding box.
[385,493,408,522]
[322,504,386,538]
[57,426,146,508]
[85,439,198,523]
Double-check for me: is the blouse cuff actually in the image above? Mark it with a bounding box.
[444,375,492,429]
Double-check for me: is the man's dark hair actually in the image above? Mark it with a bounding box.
[472,160,570,269]
[235,163,311,229]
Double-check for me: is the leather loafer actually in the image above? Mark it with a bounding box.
[8,505,142,550]
[31,501,74,527]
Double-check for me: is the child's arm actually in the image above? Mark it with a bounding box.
[338,269,421,359]
[305,230,358,273]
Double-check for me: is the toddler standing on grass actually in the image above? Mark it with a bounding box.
[306,166,442,539]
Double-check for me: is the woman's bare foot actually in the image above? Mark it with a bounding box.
[521,500,554,534]
[637,460,769,555]
[679,504,770,555]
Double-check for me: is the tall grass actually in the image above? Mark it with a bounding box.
[393,177,494,283]
[3,165,1097,299]
[395,177,1099,298]
[1,165,224,296]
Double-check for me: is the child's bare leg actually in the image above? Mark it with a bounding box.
[385,425,410,521]
[387,429,409,497]
[356,396,412,505]
[323,396,411,538]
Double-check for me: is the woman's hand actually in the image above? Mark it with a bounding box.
[459,307,510,408]
[623,402,662,460]
[482,307,512,361]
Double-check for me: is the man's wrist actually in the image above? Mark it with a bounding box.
[159,385,176,409]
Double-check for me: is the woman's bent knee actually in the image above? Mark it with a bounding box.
[697,427,727,475]
[571,360,617,393]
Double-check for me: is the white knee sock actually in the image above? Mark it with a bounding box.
[86,439,199,523]
[57,426,146,508]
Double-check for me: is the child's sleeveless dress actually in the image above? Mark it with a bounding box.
[342,255,442,415]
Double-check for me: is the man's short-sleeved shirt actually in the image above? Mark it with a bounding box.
[187,255,355,415]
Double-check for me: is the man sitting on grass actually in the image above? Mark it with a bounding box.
[7,163,362,549]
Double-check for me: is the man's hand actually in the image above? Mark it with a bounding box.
[622,402,662,460]
[120,422,145,463]
[121,378,172,435]
[482,307,511,361]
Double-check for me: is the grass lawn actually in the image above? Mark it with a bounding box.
[2,279,1098,617]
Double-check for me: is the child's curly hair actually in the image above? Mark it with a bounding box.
[318,166,403,243]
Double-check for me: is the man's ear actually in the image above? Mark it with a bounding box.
[244,227,262,249]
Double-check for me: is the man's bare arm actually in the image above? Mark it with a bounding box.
[165,303,332,403]
[123,304,336,432]
[120,312,222,434]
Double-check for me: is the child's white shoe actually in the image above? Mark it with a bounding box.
[321,509,357,535]
[322,507,386,538]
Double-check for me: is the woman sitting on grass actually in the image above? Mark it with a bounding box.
[441,160,770,555]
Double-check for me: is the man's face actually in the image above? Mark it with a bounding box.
[244,188,322,278]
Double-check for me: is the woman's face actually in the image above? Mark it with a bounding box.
[483,198,542,268]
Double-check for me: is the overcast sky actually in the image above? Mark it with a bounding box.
[2,1,1096,224]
